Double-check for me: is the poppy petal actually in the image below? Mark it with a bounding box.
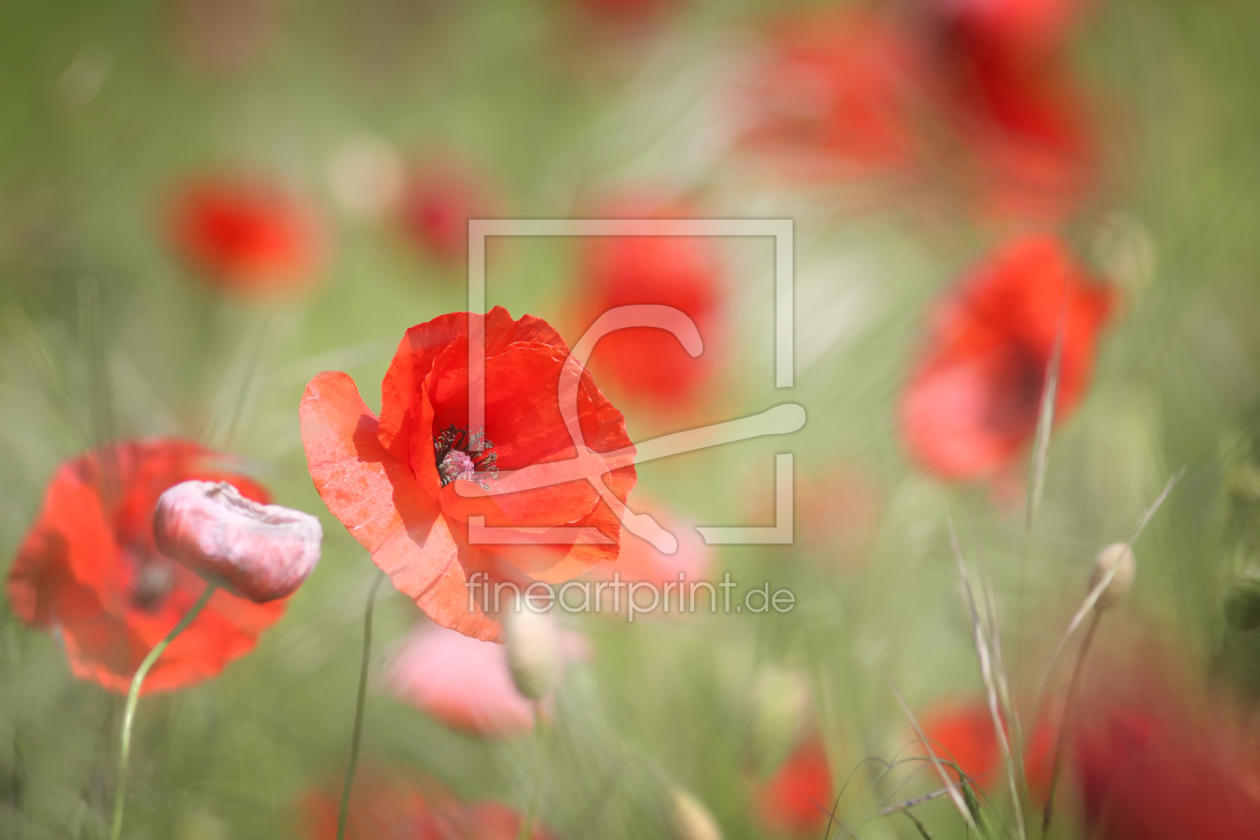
[300,370,499,640]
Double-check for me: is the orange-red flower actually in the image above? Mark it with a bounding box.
[925,0,1096,220]
[752,737,833,837]
[302,771,555,840]
[397,161,499,267]
[1071,701,1260,840]
[919,700,1054,797]
[6,440,286,694]
[900,235,1114,481]
[300,307,636,642]
[572,199,725,411]
[167,174,325,296]
[738,10,921,182]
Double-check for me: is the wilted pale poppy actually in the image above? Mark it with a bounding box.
[899,235,1114,481]
[153,480,323,603]
[167,174,325,296]
[300,306,636,642]
[7,440,286,694]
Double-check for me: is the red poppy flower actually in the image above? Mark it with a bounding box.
[926,0,1096,220]
[397,161,499,267]
[6,439,286,694]
[572,198,724,411]
[302,772,555,840]
[899,235,1114,481]
[738,10,922,182]
[300,306,636,642]
[919,700,1054,797]
[167,174,325,296]
[1070,698,1260,839]
[752,737,833,837]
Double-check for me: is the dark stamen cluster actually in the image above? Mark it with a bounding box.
[433,424,499,489]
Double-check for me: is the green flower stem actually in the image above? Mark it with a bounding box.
[336,571,385,840]
[515,705,548,840]
[1041,611,1101,839]
[109,583,217,840]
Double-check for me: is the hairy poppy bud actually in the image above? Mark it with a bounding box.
[670,788,722,840]
[1089,543,1135,610]
[154,480,322,603]
[1224,575,1260,632]
[505,607,560,701]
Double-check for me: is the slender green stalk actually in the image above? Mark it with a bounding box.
[515,702,548,840]
[336,572,385,840]
[1041,612,1101,839]
[110,584,217,840]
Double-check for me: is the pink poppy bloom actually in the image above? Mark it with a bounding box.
[384,622,588,736]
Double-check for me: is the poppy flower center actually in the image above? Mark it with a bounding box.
[433,424,498,490]
[129,557,177,612]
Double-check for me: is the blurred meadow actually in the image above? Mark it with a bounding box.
[5,1,1260,839]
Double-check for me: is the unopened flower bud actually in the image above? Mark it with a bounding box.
[749,668,811,778]
[1224,574,1260,632]
[1089,543,1135,610]
[505,606,560,701]
[154,480,322,603]
[670,788,722,840]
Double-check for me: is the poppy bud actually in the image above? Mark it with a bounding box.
[505,606,560,701]
[1224,575,1260,632]
[749,668,811,778]
[670,788,722,840]
[1089,543,1135,610]
[154,480,322,603]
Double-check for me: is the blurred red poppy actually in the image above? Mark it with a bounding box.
[303,772,554,840]
[568,0,676,25]
[739,10,921,182]
[397,161,499,267]
[900,235,1114,481]
[168,174,324,296]
[925,0,1096,220]
[6,439,286,694]
[1070,700,1260,839]
[919,700,1054,797]
[582,495,711,617]
[300,306,636,642]
[752,737,833,837]
[573,198,724,411]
